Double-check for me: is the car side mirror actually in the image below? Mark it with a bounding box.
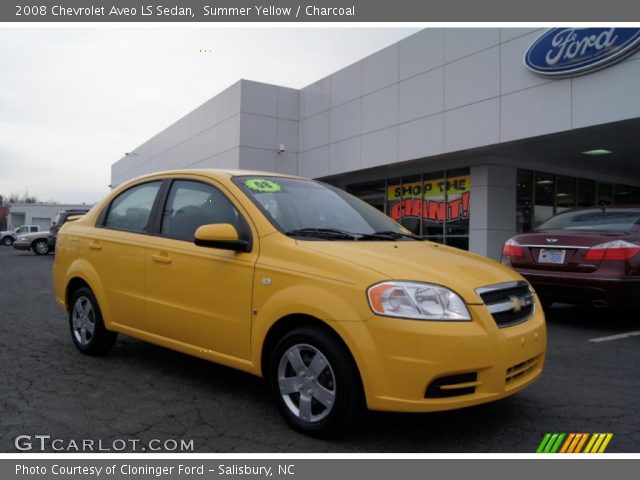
[194,224,250,252]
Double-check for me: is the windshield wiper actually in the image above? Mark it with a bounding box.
[285,228,360,240]
[369,230,424,241]
[285,228,424,241]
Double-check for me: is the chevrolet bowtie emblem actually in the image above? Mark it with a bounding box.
[509,295,524,312]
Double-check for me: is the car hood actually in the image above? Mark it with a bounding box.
[297,240,524,304]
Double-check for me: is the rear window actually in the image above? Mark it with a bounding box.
[537,209,640,232]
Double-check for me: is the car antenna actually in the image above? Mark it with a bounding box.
[599,201,607,212]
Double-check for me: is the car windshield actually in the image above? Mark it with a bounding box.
[234,176,416,240]
[536,209,640,232]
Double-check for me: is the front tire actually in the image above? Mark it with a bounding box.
[268,326,364,437]
[2,236,14,246]
[32,239,50,255]
[69,287,117,355]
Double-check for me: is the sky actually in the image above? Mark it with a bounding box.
[0,27,419,204]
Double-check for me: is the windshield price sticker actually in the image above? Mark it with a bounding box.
[245,179,282,193]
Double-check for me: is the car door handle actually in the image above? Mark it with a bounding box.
[151,254,172,264]
[88,241,102,251]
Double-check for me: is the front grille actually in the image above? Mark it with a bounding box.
[476,281,534,328]
[425,372,478,398]
[506,356,540,384]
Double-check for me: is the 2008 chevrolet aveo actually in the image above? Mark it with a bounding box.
[53,170,546,436]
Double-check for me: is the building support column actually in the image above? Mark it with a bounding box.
[469,164,517,260]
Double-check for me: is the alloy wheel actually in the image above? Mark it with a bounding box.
[71,296,96,347]
[277,343,336,423]
[34,241,49,255]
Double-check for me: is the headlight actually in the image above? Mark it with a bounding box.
[367,281,471,321]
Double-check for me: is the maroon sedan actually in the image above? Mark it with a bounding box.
[502,206,640,309]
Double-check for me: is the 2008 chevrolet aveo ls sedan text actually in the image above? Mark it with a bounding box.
[52,170,546,436]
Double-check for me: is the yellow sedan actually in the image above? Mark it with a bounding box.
[52,170,546,436]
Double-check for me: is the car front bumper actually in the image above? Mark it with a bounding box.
[339,300,546,412]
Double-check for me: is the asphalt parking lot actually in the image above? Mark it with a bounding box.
[1,246,638,453]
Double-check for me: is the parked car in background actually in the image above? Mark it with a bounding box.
[53,169,546,437]
[502,205,640,309]
[48,209,90,251]
[13,230,52,255]
[1,225,40,246]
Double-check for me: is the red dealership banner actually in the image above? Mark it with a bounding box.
[387,175,471,223]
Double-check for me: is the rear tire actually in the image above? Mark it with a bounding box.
[33,239,50,255]
[69,287,117,355]
[268,326,364,438]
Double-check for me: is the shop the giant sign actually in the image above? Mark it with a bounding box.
[524,28,640,77]
[388,175,470,223]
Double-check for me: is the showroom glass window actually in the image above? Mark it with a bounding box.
[614,184,640,204]
[516,170,639,233]
[577,178,596,207]
[516,170,533,233]
[534,172,555,226]
[597,182,613,205]
[347,182,386,213]
[397,174,422,236]
[161,180,241,241]
[556,176,577,213]
[347,168,471,250]
[104,181,161,233]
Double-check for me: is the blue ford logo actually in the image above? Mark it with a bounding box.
[524,28,640,77]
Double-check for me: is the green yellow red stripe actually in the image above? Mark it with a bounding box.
[598,434,613,453]
[537,433,613,453]
[574,433,589,453]
[584,433,599,453]
[536,433,552,453]
[559,433,575,453]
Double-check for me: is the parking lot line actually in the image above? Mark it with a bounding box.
[588,331,640,343]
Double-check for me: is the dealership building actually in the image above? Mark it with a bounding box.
[111,28,640,260]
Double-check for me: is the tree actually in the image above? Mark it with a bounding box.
[0,195,6,230]
[6,190,39,204]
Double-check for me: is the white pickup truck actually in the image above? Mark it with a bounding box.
[0,225,40,246]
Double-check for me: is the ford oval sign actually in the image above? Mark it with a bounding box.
[524,28,640,78]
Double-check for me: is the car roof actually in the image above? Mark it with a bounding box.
[134,168,305,182]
